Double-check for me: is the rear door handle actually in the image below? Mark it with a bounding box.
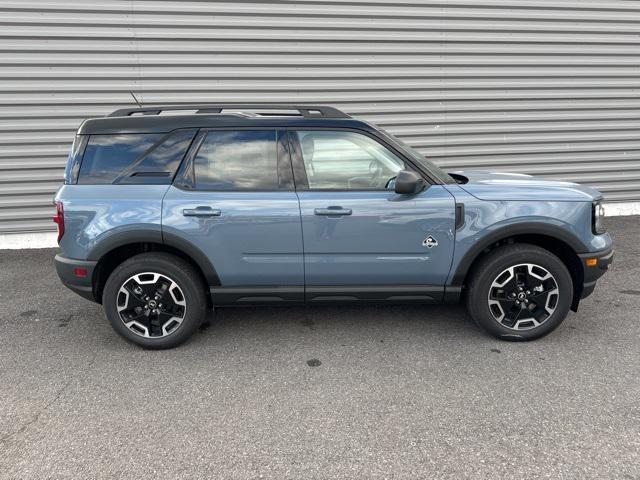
[314,207,352,216]
[182,206,221,217]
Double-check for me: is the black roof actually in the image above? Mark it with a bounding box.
[78,104,373,135]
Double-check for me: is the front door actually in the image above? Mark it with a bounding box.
[163,129,304,304]
[289,129,455,303]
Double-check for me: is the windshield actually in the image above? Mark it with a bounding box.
[375,126,456,184]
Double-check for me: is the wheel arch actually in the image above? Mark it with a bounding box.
[452,223,586,311]
[89,230,219,304]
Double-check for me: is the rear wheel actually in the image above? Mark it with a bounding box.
[103,252,207,349]
[466,244,573,341]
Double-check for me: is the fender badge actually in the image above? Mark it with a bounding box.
[423,235,438,248]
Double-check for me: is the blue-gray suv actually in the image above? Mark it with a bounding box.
[54,104,613,348]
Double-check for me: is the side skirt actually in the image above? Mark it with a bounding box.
[209,285,449,306]
[306,285,444,303]
[209,286,303,305]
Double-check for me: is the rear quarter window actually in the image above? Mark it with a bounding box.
[64,134,88,184]
[77,130,196,185]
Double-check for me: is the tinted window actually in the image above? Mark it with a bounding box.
[194,130,279,190]
[115,129,197,184]
[64,134,88,184]
[78,133,161,184]
[295,131,405,190]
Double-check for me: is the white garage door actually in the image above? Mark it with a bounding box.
[1,0,639,232]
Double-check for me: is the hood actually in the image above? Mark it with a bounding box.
[449,170,602,202]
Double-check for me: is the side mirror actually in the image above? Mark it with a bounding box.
[394,170,426,195]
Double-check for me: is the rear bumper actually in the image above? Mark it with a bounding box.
[578,247,614,299]
[54,254,98,302]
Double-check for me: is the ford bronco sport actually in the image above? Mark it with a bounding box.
[54,104,613,348]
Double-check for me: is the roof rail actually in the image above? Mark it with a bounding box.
[108,104,350,119]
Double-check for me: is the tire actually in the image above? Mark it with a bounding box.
[103,252,207,349]
[465,243,573,341]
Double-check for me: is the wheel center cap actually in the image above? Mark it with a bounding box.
[517,292,527,300]
[148,300,157,309]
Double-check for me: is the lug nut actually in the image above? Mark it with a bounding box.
[518,286,523,292]
[515,300,520,305]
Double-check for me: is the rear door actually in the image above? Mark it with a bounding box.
[289,129,455,303]
[162,129,304,304]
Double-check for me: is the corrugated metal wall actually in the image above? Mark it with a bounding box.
[1,0,639,233]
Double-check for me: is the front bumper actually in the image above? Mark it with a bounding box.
[54,254,98,302]
[578,246,614,299]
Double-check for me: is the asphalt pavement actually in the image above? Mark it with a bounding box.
[0,216,638,479]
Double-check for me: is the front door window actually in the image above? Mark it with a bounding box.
[293,131,405,190]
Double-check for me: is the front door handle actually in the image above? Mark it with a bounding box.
[182,206,221,217]
[314,207,352,216]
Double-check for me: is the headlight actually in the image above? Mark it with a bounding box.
[593,201,606,234]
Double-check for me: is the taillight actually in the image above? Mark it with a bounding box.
[53,201,65,242]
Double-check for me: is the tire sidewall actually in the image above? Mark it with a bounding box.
[103,254,206,349]
[468,246,573,341]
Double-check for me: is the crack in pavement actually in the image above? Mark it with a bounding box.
[0,349,99,448]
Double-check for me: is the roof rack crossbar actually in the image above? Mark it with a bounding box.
[108,104,349,119]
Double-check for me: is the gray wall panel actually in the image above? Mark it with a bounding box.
[0,0,639,233]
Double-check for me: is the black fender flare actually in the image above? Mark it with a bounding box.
[449,221,588,287]
[87,228,220,285]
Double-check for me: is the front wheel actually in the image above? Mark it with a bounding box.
[103,252,207,349]
[466,244,573,341]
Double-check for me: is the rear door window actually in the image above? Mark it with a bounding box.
[193,130,280,190]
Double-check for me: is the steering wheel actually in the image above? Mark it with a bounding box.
[347,161,383,189]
